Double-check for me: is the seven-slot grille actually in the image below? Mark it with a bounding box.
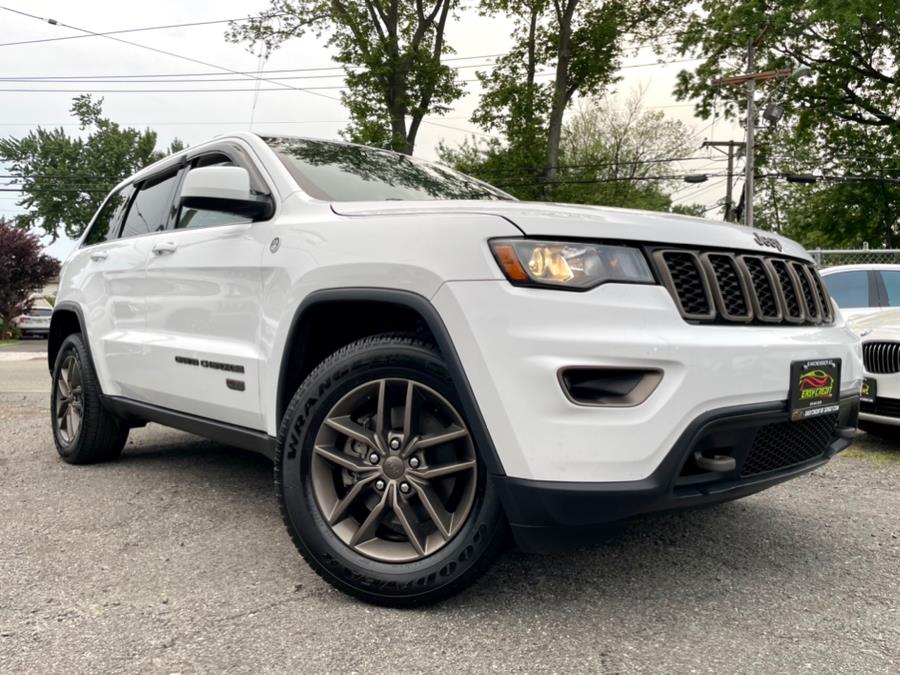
[862,341,900,374]
[653,249,834,326]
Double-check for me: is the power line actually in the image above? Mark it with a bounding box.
[0,56,507,82]
[0,6,343,103]
[0,155,730,184]
[0,15,281,48]
[0,56,699,82]
[3,172,898,196]
[492,173,729,189]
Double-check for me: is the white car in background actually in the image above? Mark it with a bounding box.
[849,308,900,435]
[13,301,53,338]
[820,264,900,319]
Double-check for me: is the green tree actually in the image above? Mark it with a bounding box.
[0,218,60,337]
[227,0,462,155]
[474,0,688,181]
[0,95,183,242]
[554,90,698,207]
[674,0,900,245]
[752,129,900,248]
[440,89,705,214]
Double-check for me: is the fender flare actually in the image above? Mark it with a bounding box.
[276,288,507,476]
[48,301,92,375]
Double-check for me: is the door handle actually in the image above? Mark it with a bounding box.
[90,250,109,262]
[152,241,178,255]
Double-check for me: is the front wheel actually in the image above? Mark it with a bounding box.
[276,334,506,606]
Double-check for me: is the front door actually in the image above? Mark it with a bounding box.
[140,158,267,430]
[64,184,154,399]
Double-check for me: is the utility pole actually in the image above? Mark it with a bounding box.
[701,140,746,222]
[711,27,792,229]
[744,38,755,229]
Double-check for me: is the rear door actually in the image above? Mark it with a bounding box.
[59,183,156,397]
[140,145,271,430]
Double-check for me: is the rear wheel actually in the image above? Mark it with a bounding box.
[276,334,506,606]
[51,333,129,464]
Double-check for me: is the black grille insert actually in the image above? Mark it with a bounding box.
[863,341,900,374]
[740,255,781,321]
[655,248,830,326]
[704,253,751,319]
[860,395,900,418]
[741,413,838,477]
[656,251,713,318]
[791,261,821,322]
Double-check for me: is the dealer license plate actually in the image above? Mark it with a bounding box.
[789,358,841,421]
[860,377,876,404]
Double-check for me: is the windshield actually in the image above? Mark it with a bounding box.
[263,136,512,202]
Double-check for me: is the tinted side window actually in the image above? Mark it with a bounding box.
[176,207,253,230]
[879,271,900,306]
[823,271,869,308]
[119,172,179,239]
[83,187,131,246]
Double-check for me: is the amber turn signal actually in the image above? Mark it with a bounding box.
[491,243,530,282]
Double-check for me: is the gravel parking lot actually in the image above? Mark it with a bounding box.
[1,354,898,674]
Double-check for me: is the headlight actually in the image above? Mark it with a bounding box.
[490,239,655,290]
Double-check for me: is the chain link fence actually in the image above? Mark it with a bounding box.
[809,249,900,267]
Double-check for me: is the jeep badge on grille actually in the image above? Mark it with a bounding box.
[753,232,783,252]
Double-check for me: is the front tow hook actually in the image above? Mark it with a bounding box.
[834,426,856,440]
[693,451,737,473]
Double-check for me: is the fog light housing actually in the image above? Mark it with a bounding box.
[559,368,663,407]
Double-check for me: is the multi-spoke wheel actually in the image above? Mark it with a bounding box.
[55,354,83,444]
[51,333,129,464]
[312,378,478,563]
[277,334,506,606]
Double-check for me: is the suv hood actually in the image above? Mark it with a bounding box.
[331,200,810,260]
[849,308,900,338]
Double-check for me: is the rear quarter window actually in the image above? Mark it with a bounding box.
[878,271,900,307]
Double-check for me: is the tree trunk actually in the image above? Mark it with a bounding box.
[544,0,578,183]
[522,2,538,132]
[407,0,451,154]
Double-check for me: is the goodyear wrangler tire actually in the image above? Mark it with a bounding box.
[275,333,506,606]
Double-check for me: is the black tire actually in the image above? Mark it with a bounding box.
[51,333,129,464]
[276,333,507,607]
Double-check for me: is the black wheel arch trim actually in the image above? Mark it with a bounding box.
[276,287,507,476]
[49,301,92,375]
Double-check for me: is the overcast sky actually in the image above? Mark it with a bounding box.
[0,0,741,260]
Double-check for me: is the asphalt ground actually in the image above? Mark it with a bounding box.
[0,338,48,353]
[1,354,898,674]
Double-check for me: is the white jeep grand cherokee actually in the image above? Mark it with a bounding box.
[49,132,862,606]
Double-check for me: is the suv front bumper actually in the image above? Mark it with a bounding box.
[434,280,863,483]
[496,395,858,552]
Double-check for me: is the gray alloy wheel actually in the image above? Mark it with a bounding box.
[55,354,83,445]
[310,377,478,563]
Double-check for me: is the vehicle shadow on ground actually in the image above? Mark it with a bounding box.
[114,432,844,612]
